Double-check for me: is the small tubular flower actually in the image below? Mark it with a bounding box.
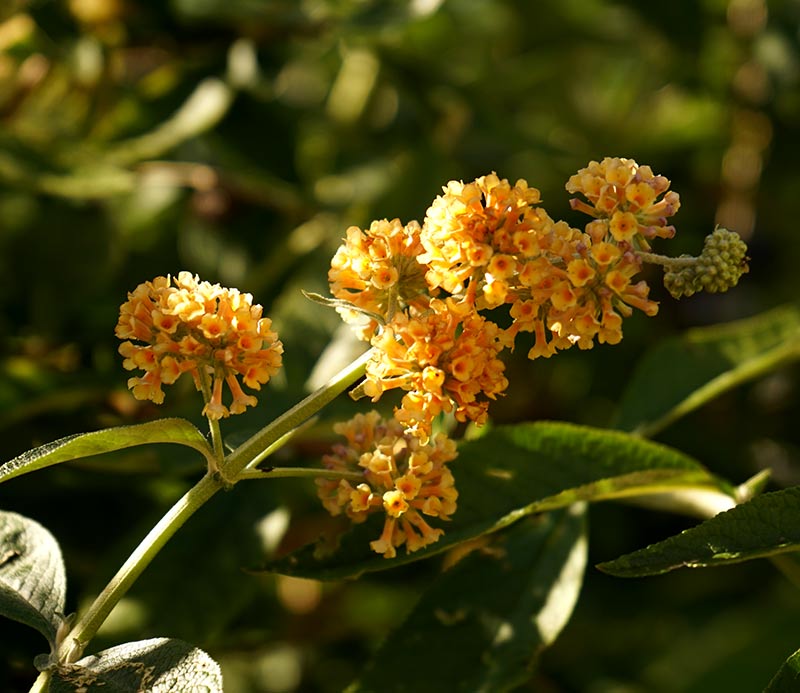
[566,157,680,250]
[316,411,458,558]
[329,219,431,340]
[364,298,508,442]
[116,272,283,419]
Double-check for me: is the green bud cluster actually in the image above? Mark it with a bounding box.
[663,227,749,299]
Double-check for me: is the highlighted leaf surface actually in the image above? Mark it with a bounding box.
[765,647,800,692]
[598,486,800,577]
[50,638,223,692]
[0,511,66,648]
[265,421,733,580]
[0,419,212,484]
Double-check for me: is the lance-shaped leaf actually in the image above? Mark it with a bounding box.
[0,511,66,649]
[49,638,222,692]
[347,505,587,693]
[263,421,734,580]
[765,648,800,692]
[597,486,800,577]
[615,304,800,436]
[0,419,213,484]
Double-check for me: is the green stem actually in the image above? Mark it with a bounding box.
[633,339,800,439]
[238,466,365,483]
[29,671,50,693]
[55,473,223,665]
[222,348,373,480]
[197,369,225,472]
[45,348,372,675]
[638,251,696,269]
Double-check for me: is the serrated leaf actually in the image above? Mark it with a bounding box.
[765,648,800,692]
[0,510,66,648]
[597,486,800,577]
[264,421,733,580]
[49,638,222,692]
[0,419,213,484]
[347,505,587,693]
[616,304,800,436]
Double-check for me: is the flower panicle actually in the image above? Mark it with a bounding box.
[115,271,283,420]
[316,411,458,559]
[323,158,748,450]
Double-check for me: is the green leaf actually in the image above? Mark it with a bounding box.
[0,419,213,484]
[765,648,800,692]
[347,505,587,693]
[49,638,223,692]
[597,486,800,577]
[0,510,66,648]
[615,304,800,436]
[264,421,733,580]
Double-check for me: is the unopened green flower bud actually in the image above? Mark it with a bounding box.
[662,227,748,299]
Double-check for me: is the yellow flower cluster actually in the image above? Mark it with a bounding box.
[364,298,507,443]
[316,411,458,558]
[328,219,430,339]
[327,159,672,438]
[115,272,283,420]
[566,156,680,251]
[321,158,746,557]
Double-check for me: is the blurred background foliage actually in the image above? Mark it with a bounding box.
[1,0,799,690]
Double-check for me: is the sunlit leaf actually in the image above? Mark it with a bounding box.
[347,505,587,693]
[597,486,800,577]
[615,304,800,436]
[765,647,800,692]
[49,638,222,692]
[0,419,213,484]
[264,421,734,580]
[0,511,66,648]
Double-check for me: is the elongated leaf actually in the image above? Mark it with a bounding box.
[765,648,800,692]
[49,638,222,692]
[0,511,66,648]
[264,421,733,580]
[615,304,800,436]
[0,419,213,484]
[347,505,587,693]
[597,486,800,577]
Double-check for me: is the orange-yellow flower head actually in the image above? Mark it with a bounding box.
[419,173,550,304]
[329,219,431,340]
[566,157,680,250]
[115,272,283,420]
[316,411,458,559]
[364,298,508,442]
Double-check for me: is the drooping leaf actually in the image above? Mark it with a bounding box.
[347,505,587,693]
[597,486,800,577]
[264,421,734,580]
[49,638,222,693]
[765,648,800,692]
[615,304,800,436]
[0,419,213,484]
[0,511,66,648]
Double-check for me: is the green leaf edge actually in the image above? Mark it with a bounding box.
[597,486,800,577]
[765,647,800,692]
[0,418,213,484]
[617,304,800,437]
